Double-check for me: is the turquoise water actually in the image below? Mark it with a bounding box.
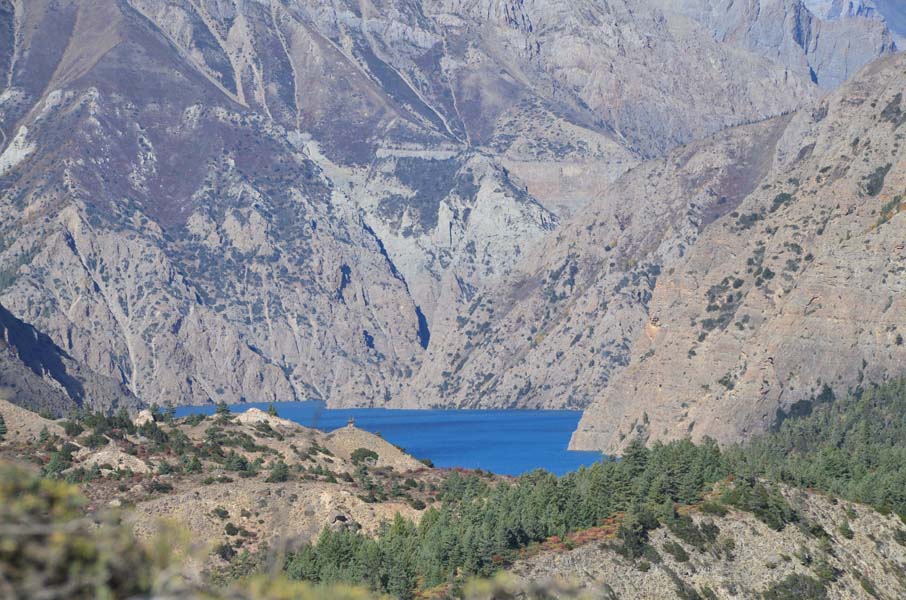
[175,402,602,476]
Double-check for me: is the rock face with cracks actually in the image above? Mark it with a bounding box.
[571,53,906,452]
[0,0,895,414]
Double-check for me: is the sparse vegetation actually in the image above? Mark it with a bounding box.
[350,448,379,465]
[863,163,892,196]
[761,573,828,600]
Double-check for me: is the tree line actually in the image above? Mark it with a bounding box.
[285,379,906,598]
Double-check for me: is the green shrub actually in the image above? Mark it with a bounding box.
[761,574,827,599]
[863,163,892,196]
[266,460,290,483]
[148,480,173,494]
[0,464,153,597]
[662,540,690,562]
[215,542,236,561]
[61,420,83,437]
[699,501,728,517]
[616,506,660,559]
[838,520,854,540]
[81,432,108,449]
[722,479,797,531]
[350,448,379,465]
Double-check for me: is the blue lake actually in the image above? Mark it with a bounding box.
[175,402,603,476]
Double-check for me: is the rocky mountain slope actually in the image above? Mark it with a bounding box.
[571,52,906,452]
[406,114,793,408]
[805,0,906,40]
[671,0,897,89]
[513,486,906,599]
[0,0,895,410]
[0,399,436,565]
[875,0,906,40]
[0,304,136,416]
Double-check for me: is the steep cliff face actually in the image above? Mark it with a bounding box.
[405,116,793,408]
[0,0,894,409]
[802,0,906,46]
[0,304,137,416]
[0,0,428,408]
[874,0,906,39]
[670,0,897,89]
[572,52,906,452]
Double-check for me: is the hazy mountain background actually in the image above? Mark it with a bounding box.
[0,0,902,445]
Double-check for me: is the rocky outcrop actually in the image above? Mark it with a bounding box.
[572,53,906,452]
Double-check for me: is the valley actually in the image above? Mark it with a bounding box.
[0,0,899,422]
[1,0,906,598]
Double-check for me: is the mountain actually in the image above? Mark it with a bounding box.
[875,0,906,40]
[0,304,137,416]
[0,0,895,410]
[571,52,906,452]
[405,115,793,408]
[670,0,897,88]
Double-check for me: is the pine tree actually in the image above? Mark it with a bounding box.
[183,454,203,474]
[0,413,6,441]
[266,459,289,483]
[267,403,279,417]
[215,401,230,417]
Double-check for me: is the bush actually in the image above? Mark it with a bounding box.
[215,542,236,561]
[838,520,854,540]
[350,448,379,465]
[182,455,203,474]
[42,452,71,477]
[662,540,690,562]
[266,460,289,483]
[699,501,728,517]
[616,506,659,559]
[722,479,797,531]
[183,413,206,427]
[0,464,153,597]
[148,480,173,494]
[761,574,828,599]
[81,432,109,449]
[61,420,83,437]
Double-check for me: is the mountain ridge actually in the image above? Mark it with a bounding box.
[572,51,906,452]
[0,0,897,415]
